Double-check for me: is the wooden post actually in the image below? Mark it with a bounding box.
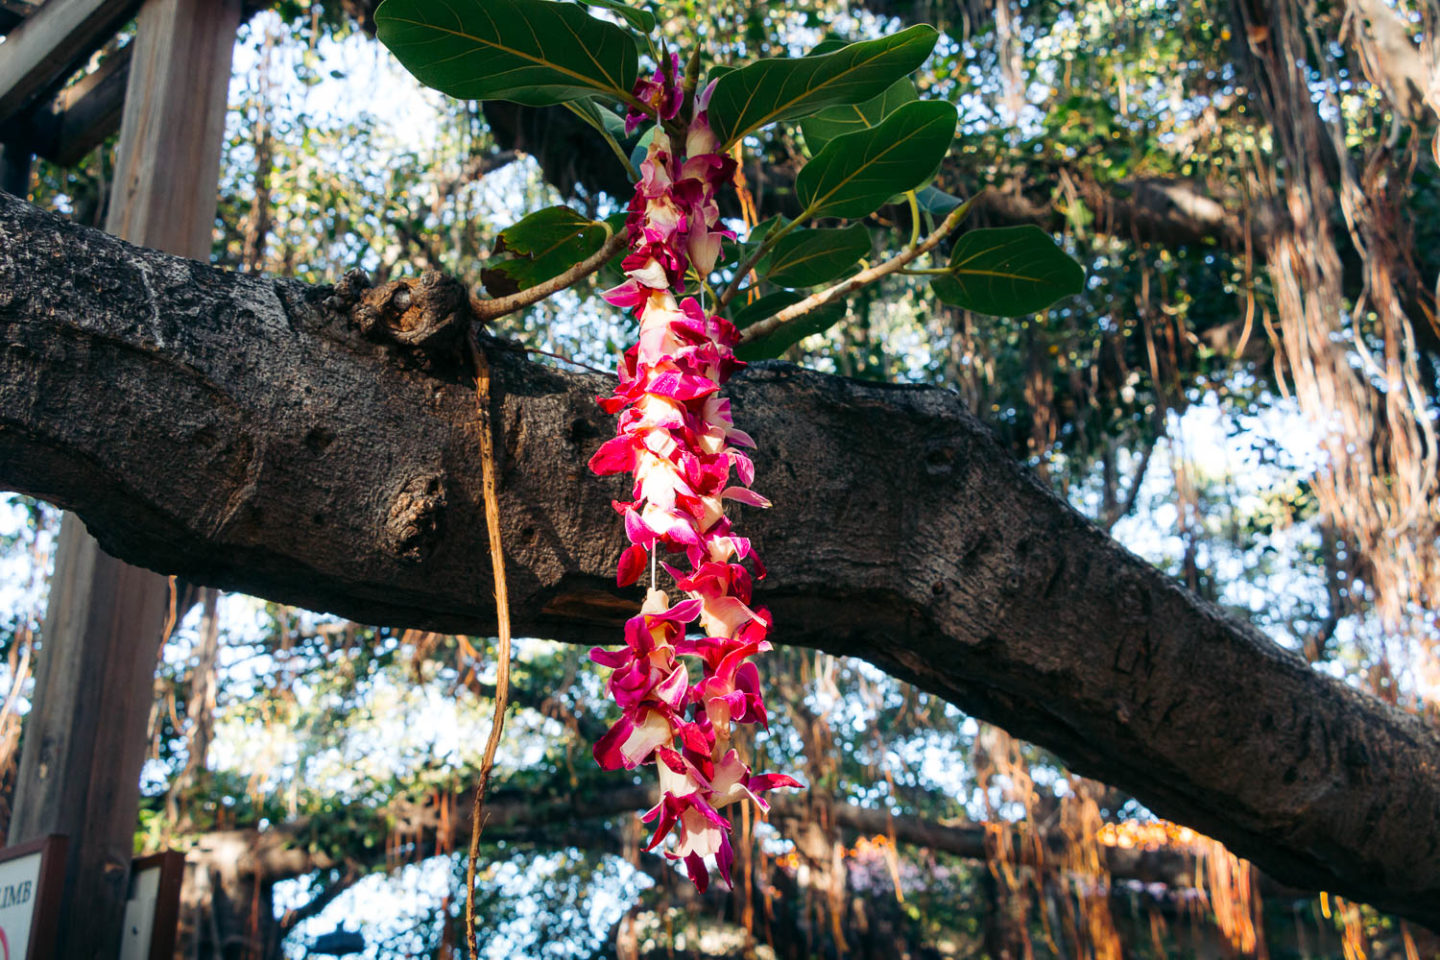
[103,0,241,254]
[8,517,172,958]
[0,143,30,196]
[7,1,242,956]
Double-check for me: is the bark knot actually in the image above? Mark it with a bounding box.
[385,473,447,563]
[330,270,469,363]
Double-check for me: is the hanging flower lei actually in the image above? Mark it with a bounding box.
[587,54,802,892]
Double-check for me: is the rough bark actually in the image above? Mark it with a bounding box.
[2,190,1440,929]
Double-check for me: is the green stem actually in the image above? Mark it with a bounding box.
[717,214,806,308]
[739,200,972,345]
[906,190,921,248]
[898,267,952,276]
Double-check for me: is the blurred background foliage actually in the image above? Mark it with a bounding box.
[5,0,1440,954]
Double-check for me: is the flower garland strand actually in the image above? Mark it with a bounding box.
[587,55,801,892]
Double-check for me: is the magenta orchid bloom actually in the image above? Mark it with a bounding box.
[626,53,683,135]
[588,67,801,890]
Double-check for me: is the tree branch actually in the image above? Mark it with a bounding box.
[470,230,626,322]
[739,201,969,344]
[3,191,1439,929]
[192,777,1208,895]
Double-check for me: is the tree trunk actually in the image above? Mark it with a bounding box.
[2,190,1440,930]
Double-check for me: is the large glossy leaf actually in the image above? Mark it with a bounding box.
[375,0,638,107]
[480,206,609,295]
[805,38,851,57]
[628,126,657,170]
[708,25,938,147]
[760,224,871,287]
[570,97,630,140]
[735,302,847,360]
[729,291,805,329]
[796,100,957,220]
[585,0,656,33]
[930,225,1085,316]
[800,78,917,155]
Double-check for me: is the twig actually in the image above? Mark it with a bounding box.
[463,331,513,960]
[739,199,973,344]
[906,190,921,248]
[470,231,628,323]
[717,217,800,308]
[522,345,611,376]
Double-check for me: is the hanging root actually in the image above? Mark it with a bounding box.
[464,329,513,960]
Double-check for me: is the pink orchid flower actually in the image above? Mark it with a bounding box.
[589,55,801,891]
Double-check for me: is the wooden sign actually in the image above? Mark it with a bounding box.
[119,852,184,960]
[0,835,66,960]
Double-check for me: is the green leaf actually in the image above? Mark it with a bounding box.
[584,0,656,33]
[797,100,957,220]
[569,97,630,140]
[628,125,656,170]
[480,206,610,295]
[801,78,917,155]
[730,291,805,329]
[930,225,1085,316]
[708,25,939,147]
[914,185,965,216]
[375,0,639,107]
[746,216,786,246]
[805,37,850,57]
[760,224,871,288]
[735,302,847,360]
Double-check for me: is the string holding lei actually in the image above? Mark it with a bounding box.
[586,53,802,892]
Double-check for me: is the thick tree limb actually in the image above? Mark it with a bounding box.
[974,176,1272,252]
[2,191,1440,928]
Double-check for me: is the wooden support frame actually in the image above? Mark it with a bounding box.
[7,515,172,958]
[0,0,142,125]
[0,2,38,35]
[6,2,242,954]
[0,41,130,165]
[0,143,29,195]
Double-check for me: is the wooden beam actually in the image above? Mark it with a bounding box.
[6,0,241,956]
[0,0,140,125]
[0,1,39,35]
[0,142,29,194]
[0,41,130,165]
